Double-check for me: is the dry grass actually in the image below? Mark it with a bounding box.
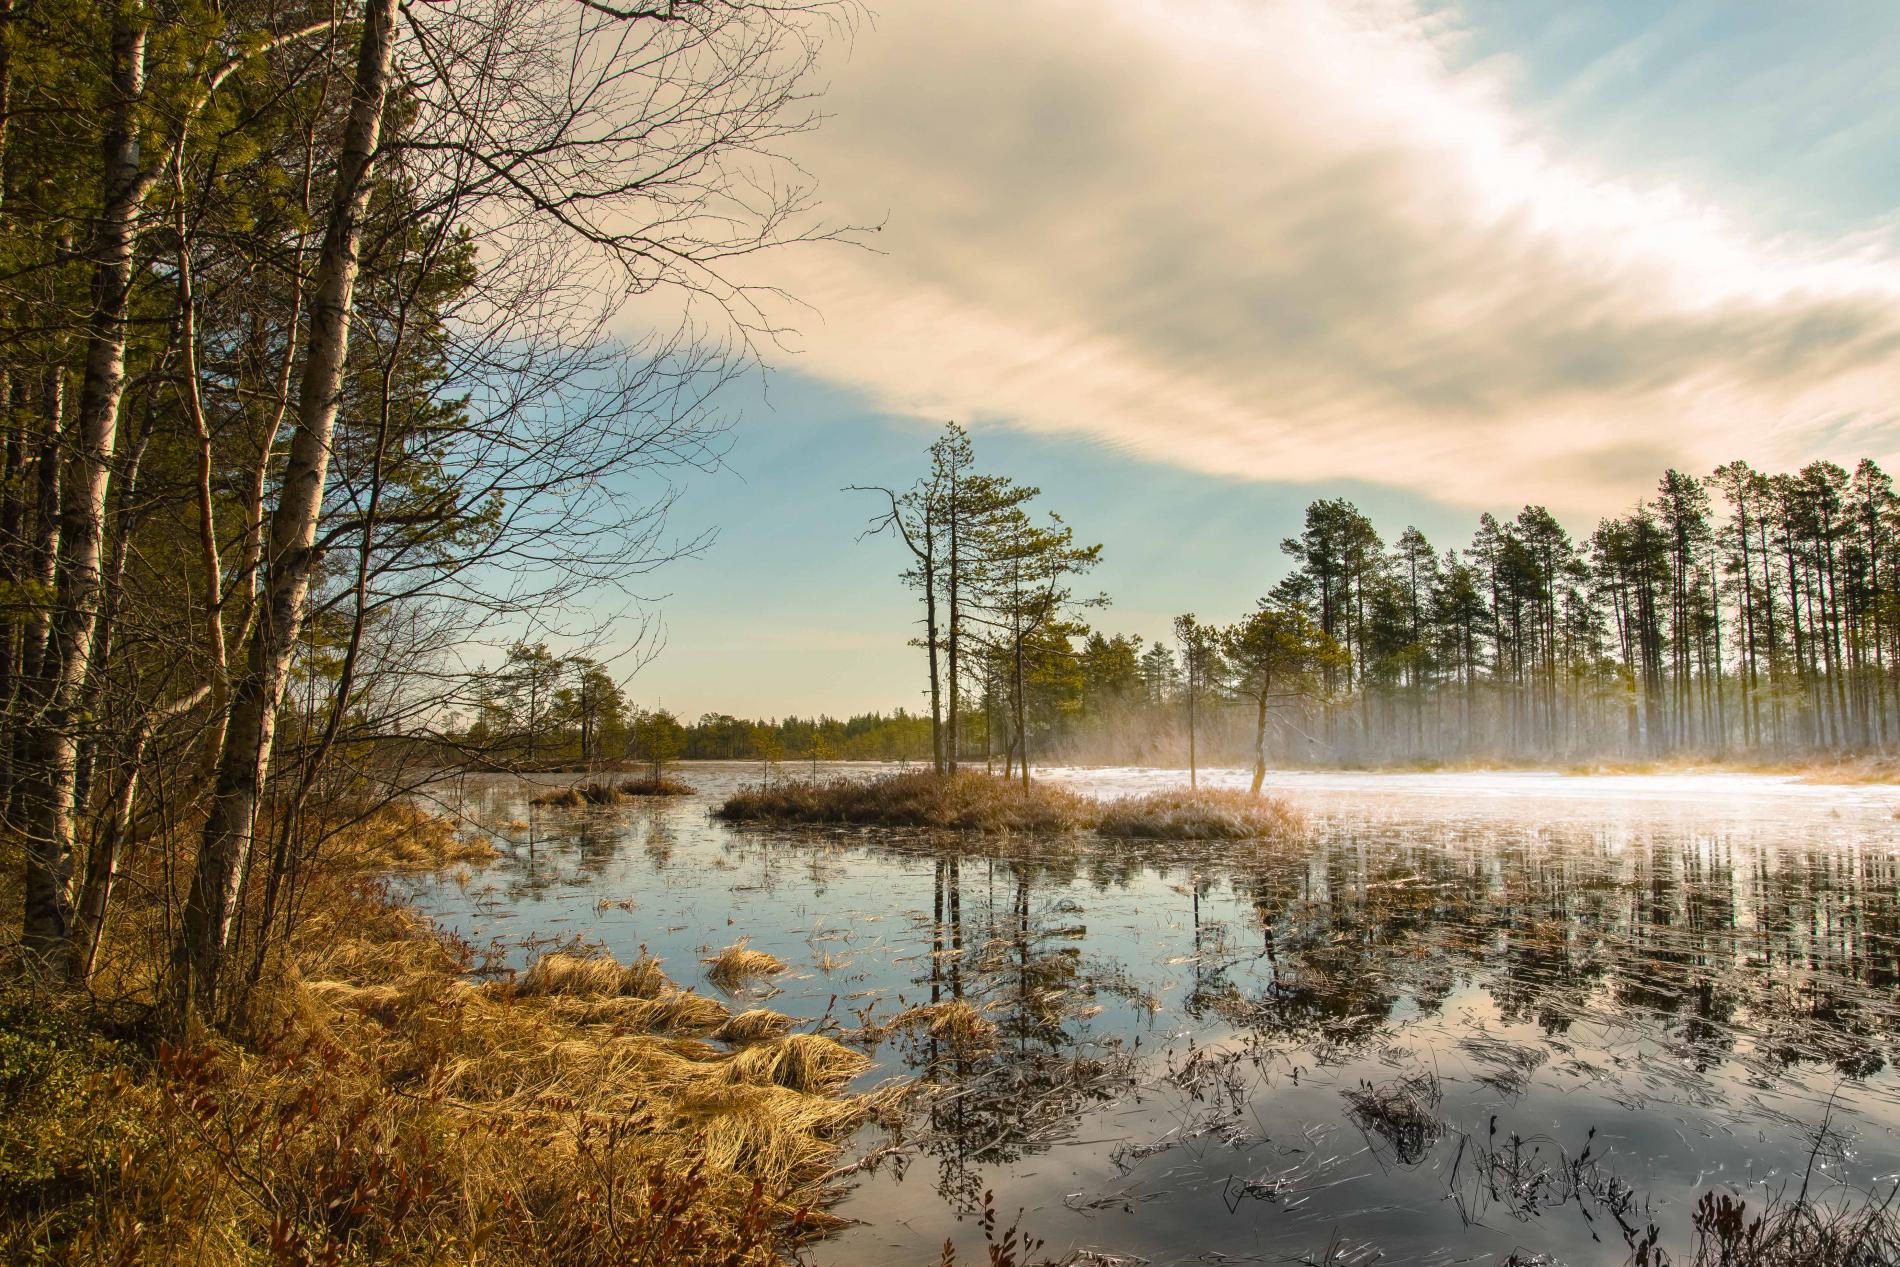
[704,940,788,991]
[1095,787,1306,840]
[0,817,888,1267]
[715,770,1095,833]
[886,999,998,1052]
[1341,1071,1442,1166]
[714,1009,795,1045]
[1666,1181,1900,1267]
[718,1033,870,1095]
[717,771,1305,842]
[511,949,668,999]
[330,800,498,870]
[539,989,732,1035]
[527,781,617,807]
[529,777,697,808]
[618,775,696,797]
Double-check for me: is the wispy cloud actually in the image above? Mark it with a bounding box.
[743,0,1900,511]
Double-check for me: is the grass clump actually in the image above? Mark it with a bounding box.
[619,775,696,797]
[1095,786,1305,841]
[511,949,668,999]
[330,800,498,870]
[719,1033,870,1095]
[1341,1071,1442,1166]
[540,989,732,1035]
[886,1000,998,1053]
[704,940,788,991]
[714,1009,795,1045]
[715,770,1095,833]
[529,777,697,808]
[718,771,1305,842]
[528,781,617,807]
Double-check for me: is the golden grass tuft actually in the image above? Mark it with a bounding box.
[542,988,731,1035]
[714,1008,795,1045]
[717,771,1305,843]
[885,999,998,1051]
[512,949,669,999]
[330,800,498,871]
[529,777,697,808]
[715,770,1093,833]
[618,774,697,797]
[704,939,789,991]
[1095,786,1306,840]
[528,781,616,807]
[719,1032,871,1095]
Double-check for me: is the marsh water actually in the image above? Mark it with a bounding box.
[416,763,1900,1266]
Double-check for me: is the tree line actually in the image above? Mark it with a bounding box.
[869,427,1900,777]
[1,0,841,1014]
[452,641,935,768]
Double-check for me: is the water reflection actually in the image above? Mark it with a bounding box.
[419,765,1900,1267]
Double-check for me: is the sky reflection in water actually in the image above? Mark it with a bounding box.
[415,764,1900,1267]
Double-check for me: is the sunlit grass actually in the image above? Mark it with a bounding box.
[0,808,885,1266]
[703,939,789,991]
[716,770,1306,841]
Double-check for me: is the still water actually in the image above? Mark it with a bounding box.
[417,763,1900,1266]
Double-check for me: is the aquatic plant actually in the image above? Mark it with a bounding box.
[528,776,697,807]
[1341,1071,1443,1166]
[1661,1177,1900,1267]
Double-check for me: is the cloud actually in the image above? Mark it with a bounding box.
[732,0,1900,512]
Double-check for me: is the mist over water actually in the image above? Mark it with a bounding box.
[418,764,1900,1266]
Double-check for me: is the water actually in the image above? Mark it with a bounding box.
[415,763,1900,1266]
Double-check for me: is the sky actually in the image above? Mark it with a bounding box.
[602,0,1900,720]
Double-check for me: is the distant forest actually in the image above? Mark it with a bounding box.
[451,430,1900,776]
[848,426,1900,775]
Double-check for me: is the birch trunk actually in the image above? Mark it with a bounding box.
[19,14,148,971]
[173,0,399,1013]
